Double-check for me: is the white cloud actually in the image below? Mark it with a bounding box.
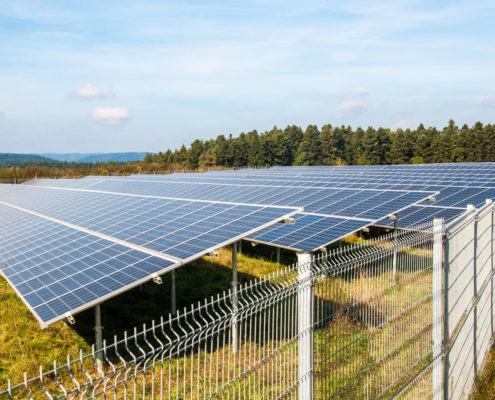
[348,86,368,96]
[335,99,368,118]
[394,119,421,130]
[73,83,111,100]
[474,96,495,106]
[91,107,129,125]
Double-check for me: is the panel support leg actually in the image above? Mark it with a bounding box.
[95,304,103,370]
[232,242,238,353]
[171,270,176,316]
[276,247,281,264]
[297,251,313,400]
[392,215,398,281]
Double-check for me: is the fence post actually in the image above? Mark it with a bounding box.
[443,219,450,400]
[232,241,238,353]
[297,251,313,400]
[489,200,494,337]
[433,217,444,400]
[473,209,479,377]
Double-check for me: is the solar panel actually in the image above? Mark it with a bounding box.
[375,205,467,229]
[0,185,298,261]
[26,179,434,221]
[248,213,369,251]
[0,184,298,326]
[0,202,176,327]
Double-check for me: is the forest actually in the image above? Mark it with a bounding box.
[144,120,495,169]
[2,120,494,181]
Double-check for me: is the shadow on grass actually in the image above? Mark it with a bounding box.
[70,255,261,345]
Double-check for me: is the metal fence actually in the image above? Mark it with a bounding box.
[1,201,494,399]
[395,199,495,400]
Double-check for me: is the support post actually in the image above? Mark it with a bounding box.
[276,247,281,264]
[297,251,313,400]
[238,240,242,254]
[171,270,176,316]
[473,211,479,377]
[488,200,494,337]
[95,304,103,370]
[232,242,238,353]
[392,215,398,281]
[432,217,443,400]
[443,221,451,400]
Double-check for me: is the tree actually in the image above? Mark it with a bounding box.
[294,125,322,165]
[188,139,204,169]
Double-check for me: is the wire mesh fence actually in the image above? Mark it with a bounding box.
[395,200,495,400]
[0,202,494,399]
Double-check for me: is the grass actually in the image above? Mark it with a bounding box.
[470,344,495,400]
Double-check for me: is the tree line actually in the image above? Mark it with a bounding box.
[144,120,495,169]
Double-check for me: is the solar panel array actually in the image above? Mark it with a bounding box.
[7,162,495,327]
[26,177,434,250]
[0,202,174,327]
[0,185,298,326]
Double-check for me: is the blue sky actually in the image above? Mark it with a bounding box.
[0,0,494,153]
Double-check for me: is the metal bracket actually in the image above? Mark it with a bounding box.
[151,273,163,285]
[425,196,436,202]
[279,217,295,224]
[206,249,219,258]
[362,227,370,233]
[65,312,75,325]
[386,214,397,220]
[318,246,327,253]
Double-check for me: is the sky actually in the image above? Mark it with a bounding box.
[0,0,494,153]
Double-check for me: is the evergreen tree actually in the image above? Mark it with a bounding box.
[294,125,322,165]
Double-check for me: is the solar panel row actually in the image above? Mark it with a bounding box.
[26,178,432,220]
[3,163,493,328]
[0,185,299,326]
[0,202,176,327]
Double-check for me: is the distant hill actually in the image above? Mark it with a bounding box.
[40,152,148,163]
[0,153,57,167]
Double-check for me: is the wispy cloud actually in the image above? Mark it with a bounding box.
[92,107,129,125]
[335,99,368,118]
[474,95,494,106]
[73,83,112,100]
[349,86,368,96]
[394,119,421,129]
